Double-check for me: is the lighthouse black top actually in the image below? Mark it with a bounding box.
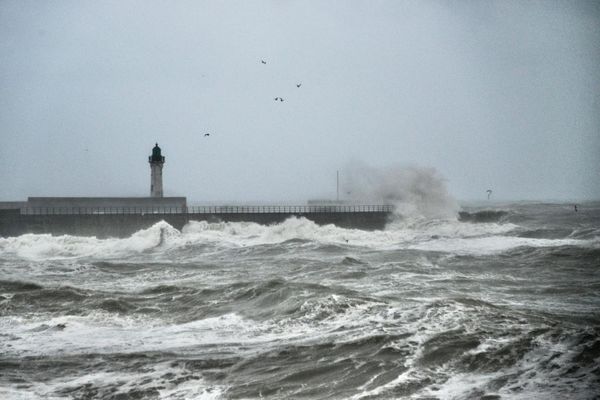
[149,143,165,163]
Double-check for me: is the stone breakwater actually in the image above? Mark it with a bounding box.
[0,206,393,238]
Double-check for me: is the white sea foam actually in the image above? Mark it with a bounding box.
[1,216,596,262]
[5,361,227,400]
[0,388,66,400]
[2,304,377,360]
[416,331,598,400]
[0,292,418,359]
[176,216,596,257]
[0,312,270,357]
[178,217,524,255]
[408,235,594,255]
[0,221,179,261]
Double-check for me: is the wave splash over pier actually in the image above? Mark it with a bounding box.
[1,190,599,399]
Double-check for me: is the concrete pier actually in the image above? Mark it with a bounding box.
[0,206,393,238]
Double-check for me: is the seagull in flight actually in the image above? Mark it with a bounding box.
[274,97,284,102]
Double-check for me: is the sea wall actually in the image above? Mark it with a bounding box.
[26,197,187,209]
[0,210,391,238]
[0,202,27,210]
[0,210,188,238]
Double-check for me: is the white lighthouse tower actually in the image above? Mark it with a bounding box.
[149,143,165,197]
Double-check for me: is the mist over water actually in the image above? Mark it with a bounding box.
[342,163,459,220]
[1,202,599,399]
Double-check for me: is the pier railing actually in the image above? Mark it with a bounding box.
[20,204,395,215]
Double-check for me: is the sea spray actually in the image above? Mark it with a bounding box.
[341,162,459,220]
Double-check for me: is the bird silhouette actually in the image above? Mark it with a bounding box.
[204,133,210,137]
[296,83,301,88]
[261,60,266,64]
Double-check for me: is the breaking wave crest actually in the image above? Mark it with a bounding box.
[0,221,180,260]
[1,214,597,262]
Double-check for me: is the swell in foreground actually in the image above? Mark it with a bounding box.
[0,202,599,399]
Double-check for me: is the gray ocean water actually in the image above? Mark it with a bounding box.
[1,202,599,399]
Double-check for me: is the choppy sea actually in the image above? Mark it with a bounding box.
[1,202,599,399]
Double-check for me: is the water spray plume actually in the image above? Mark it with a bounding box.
[341,163,459,220]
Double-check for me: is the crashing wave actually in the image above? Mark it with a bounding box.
[341,163,459,220]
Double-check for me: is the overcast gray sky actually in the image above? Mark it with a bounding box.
[1,0,599,203]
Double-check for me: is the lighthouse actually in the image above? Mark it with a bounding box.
[149,143,165,197]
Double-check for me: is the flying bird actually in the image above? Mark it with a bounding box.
[486,189,492,200]
[296,83,301,88]
[261,60,266,64]
[204,133,210,137]
[274,97,284,102]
